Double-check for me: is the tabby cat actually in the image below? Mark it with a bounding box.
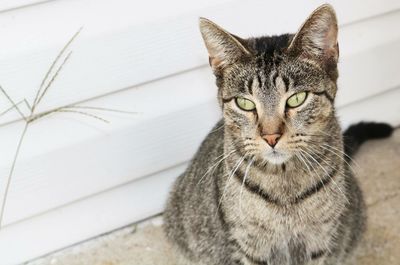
[164,4,393,265]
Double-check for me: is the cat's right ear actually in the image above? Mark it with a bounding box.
[199,18,251,71]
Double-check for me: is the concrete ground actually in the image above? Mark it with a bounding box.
[27,129,400,265]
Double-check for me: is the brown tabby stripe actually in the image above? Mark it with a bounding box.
[294,165,337,204]
[244,254,268,265]
[222,97,235,103]
[247,78,254,95]
[232,239,269,265]
[271,71,278,89]
[256,73,263,90]
[311,250,326,259]
[214,167,229,230]
[234,164,337,205]
[313,91,334,103]
[234,169,281,205]
[234,237,326,263]
[281,75,290,92]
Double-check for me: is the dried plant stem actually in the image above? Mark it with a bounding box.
[0,99,29,117]
[0,27,135,229]
[27,105,129,123]
[0,123,29,227]
[0,86,28,121]
[66,105,137,114]
[0,29,81,228]
[56,109,109,123]
[34,51,72,109]
[32,27,82,112]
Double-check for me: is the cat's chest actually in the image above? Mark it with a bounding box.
[226,206,336,264]
[227,203,334,245]
[222,181,342,263]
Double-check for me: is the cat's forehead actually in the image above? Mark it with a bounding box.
[233,55,323,94]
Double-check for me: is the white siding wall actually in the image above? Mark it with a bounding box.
[0,0,399,264]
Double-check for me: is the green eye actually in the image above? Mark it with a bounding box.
[286,92,307,108]
[235,97,256,111]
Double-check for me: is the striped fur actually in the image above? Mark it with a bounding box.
[164,5,365,265]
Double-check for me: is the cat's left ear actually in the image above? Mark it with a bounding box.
[199,18,252,71]
[288,4,339,67]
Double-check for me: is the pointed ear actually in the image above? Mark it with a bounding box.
[199,18,251,71]
[288,4,339,66]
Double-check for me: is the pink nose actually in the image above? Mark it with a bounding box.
[262,134,282,148]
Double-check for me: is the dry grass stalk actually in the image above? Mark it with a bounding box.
[0,28,135,228]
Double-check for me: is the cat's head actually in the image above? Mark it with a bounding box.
[200,4,339,165]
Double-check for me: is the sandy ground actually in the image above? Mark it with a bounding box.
[27,129,400,265]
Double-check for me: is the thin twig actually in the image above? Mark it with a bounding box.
[32,28,82,112]
[56,109,110,123]
[0,122,29,227]
[0,100,26,117]
[35,51,73,109]
[24,99,32,110]
[0,29,82,228]
[0,85,28,121]
[65,105,137,114]
[26,107,63,123]
[0,27,136,229]
[28,107,112,124]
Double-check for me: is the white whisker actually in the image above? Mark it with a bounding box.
[239,156,254,217]
[321,143,360,170]
[312,128,360,169]
[196,150,235,186]
[215,154,247,218]
[302,146,349,204]
[297,150,329,197]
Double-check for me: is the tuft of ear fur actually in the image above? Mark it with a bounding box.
[199,18,251,71]
[288,4,339,66]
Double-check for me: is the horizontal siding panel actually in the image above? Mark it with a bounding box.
[337,10,400,105]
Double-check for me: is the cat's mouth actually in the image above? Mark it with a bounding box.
[263,150,291,165]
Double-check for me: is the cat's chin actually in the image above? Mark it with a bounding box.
[263,150,291,165]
